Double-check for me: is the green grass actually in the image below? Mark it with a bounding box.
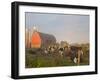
[25,49,89,68]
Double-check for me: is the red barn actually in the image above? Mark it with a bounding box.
[25,28,56,48]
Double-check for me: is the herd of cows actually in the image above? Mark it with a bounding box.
[27,44,84,65]
[45,45,83,64]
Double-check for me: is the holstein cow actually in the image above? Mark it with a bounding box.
[69,46,84,65]
[58,45,84,65]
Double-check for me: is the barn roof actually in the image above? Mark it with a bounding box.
[39,32,56,42]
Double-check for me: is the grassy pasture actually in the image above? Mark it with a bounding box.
[25,48,89,68]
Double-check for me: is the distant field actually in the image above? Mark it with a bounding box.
[25,48,89,68]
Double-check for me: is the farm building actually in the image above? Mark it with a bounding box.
[25,27,56,48]
[39,32,56,48]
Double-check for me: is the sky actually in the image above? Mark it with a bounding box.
[25,12,89,44]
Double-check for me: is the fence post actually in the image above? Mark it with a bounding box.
[77,50,80,65]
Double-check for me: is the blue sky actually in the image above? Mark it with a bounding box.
[25,12,89,44]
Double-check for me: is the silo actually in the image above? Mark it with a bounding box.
[25,28,31,48]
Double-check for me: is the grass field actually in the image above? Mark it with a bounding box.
[25,48,89,68]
